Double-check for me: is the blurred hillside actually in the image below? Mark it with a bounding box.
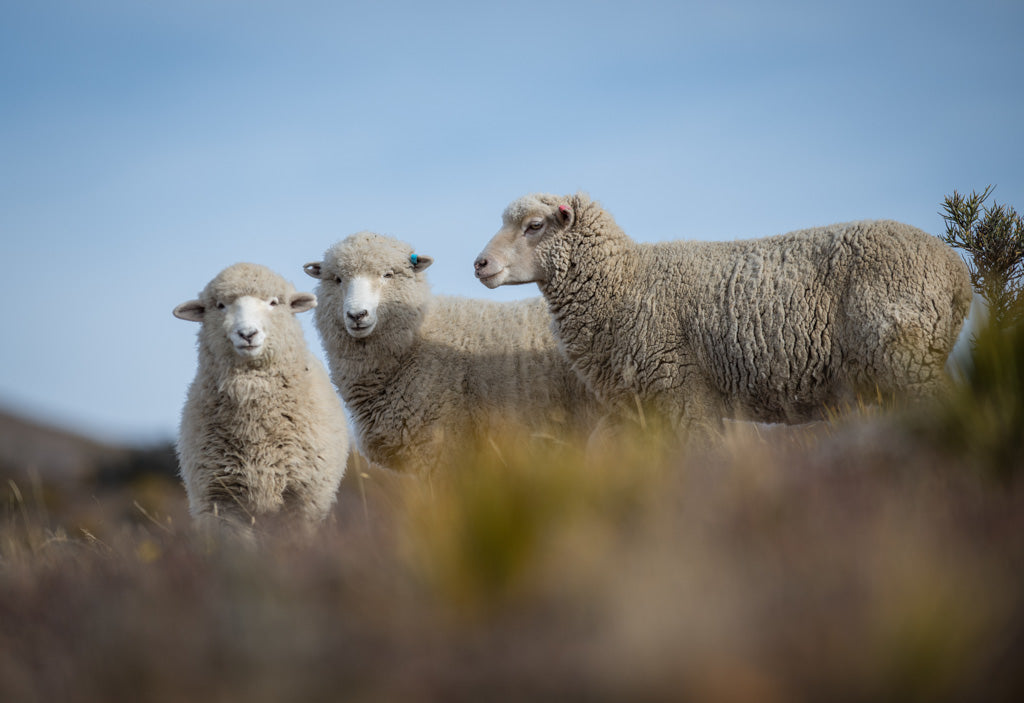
[0,405,184,535]
[0,405,178,486]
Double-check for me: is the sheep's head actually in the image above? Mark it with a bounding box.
[173,263,316,363]
[304,232,433,341]
[474,193,577,289]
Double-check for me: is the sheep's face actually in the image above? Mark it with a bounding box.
[305,232,433,341]
[223,295,277,358]
[174,263,316,363]
[474,194,573,289]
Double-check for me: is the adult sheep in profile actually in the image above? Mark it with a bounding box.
[174,263,349,534]
[474,193,972,434]
[304,231,599,474]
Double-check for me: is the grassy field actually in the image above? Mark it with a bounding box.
[3,331,1024,702]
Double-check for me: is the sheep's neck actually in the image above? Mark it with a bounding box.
[193,363,309,453]
[210,358,301,398]
[542,239,634,303]
[540,225,640,398]
[331,323,418,393]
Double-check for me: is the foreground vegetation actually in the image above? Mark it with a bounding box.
[3,326,1024,702]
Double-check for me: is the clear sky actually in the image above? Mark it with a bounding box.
[2,0,1022,444]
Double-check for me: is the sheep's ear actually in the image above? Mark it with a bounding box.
[173,300,206,322]
[410,253,433,272]
[557,204,574,228]
[290,292,317,313]
[303,262,323,279]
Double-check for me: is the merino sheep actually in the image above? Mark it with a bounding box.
[474,193,972,433]
[173,263,349,534]
[304,231,599,474]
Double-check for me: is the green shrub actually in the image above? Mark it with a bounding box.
[940,185,1024,327]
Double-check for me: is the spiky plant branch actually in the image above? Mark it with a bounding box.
[940,186,1024,327]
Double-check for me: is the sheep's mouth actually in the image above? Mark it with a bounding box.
[345,323,376,339]
[234,343,264,357]
[477,270,504,288]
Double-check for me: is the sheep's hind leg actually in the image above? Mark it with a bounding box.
[852,307,954,409]
[649,383,725,446]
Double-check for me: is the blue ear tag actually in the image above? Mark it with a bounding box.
[410,254,418,265]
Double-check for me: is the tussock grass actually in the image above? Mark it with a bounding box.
[3,337,1024,701]
[914,320,1024,483]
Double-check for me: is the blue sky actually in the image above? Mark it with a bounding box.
[2,0,1022,443]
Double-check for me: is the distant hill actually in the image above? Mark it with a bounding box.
[0,407,177,485]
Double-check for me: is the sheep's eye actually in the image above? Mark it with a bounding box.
[269,298,279,307]
[335,276,343,284]
[526,220,544,233]
[216,302,226,310]
[383,271,394,279]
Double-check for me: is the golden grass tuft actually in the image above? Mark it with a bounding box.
[399,424,671,614]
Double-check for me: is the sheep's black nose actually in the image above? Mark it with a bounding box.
[239,328,258,341]
[347,309,368,322]
[474,257,487,271]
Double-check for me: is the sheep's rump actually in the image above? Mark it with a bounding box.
[683,220,970,422]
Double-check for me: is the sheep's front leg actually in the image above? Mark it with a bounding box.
[663,378,726,445]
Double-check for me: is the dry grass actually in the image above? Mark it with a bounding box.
[3,332,1024,702]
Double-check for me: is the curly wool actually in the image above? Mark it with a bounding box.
[487,193,972,429]
[309,232,599,474]
[176,263,348,532]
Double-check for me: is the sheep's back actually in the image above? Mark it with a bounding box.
[685,221,962,422]
[418,296,591,424]
[682,229,842,421]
